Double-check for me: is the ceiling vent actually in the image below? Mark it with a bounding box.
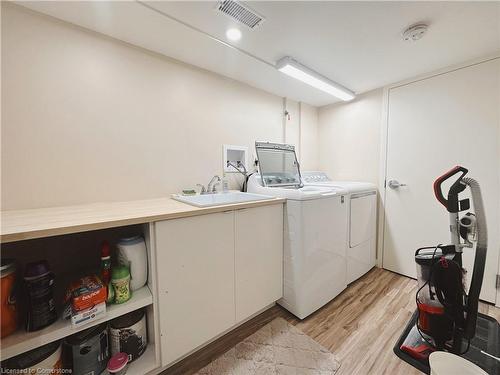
[216,0,265,29]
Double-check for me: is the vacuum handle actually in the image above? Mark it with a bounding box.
[433,166,468,211]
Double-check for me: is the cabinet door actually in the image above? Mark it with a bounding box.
[155,212,235,366]
[235,204,283,322]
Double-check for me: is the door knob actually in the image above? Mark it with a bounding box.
[388,179,407,189]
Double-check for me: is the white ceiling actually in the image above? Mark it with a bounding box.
[15,1,500,106]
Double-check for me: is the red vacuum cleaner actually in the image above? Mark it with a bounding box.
[394,166,499,374]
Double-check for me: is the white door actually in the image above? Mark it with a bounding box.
[235,205,283,322]
[155,212,235,366]
[382,58,500,303]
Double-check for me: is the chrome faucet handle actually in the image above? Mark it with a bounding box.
[211,181,221,193]
[196,184,206,194]
[207,175,221,193]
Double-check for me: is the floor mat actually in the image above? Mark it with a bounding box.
[194,317,341,375]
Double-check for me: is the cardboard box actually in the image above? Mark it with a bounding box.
[71,301,106,327]
[66,275,107,312]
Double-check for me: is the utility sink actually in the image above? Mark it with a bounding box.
[172,192,274,207]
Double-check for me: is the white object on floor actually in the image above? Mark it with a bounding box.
[302,171,377,284]
[248,143,348,319]
[172,191,273,207]
[429,352,488,375]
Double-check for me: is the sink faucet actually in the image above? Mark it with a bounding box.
[207,175,221,193]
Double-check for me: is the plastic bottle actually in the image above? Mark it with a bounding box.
[101,241,114,303]
[111,266,131,304]
[100,241,111,285]
[222,175,229,192]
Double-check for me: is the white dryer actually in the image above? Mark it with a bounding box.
[302,172,377,284]
[248,143,348,319]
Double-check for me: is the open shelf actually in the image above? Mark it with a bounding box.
[1,285,153,361]
[127,344,157,375]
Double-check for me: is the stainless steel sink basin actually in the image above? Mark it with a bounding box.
[172,192,274,207]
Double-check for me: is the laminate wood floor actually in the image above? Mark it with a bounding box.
[161,267,500,375]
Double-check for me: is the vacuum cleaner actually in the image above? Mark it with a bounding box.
[394,166,500,374]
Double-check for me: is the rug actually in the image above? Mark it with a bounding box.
[194,317,341,375]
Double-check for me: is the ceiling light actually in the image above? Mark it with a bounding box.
[276,57,355,101]
[226,28,242,41]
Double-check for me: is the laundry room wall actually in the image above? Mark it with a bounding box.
[299,103,320,171]
[283,99,319,171]
[1,3,319,210]
[317,89,383,185]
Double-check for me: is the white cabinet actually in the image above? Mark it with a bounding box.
[155,203,284,367]
[235,205,283,322]
[155,211,235,366]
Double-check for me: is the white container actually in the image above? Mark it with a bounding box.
[429,352,488,375]
[116,236,148,291]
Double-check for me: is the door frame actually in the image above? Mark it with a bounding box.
[377,51,500,305]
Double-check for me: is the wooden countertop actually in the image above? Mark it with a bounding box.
[1,196,286,243]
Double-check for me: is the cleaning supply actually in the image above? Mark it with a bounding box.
[111,266,131,304]
[62,322,109,375]
[100,241,113,303]
[107,352,129,374]
[116,236,147,291]
[110,309,147,362]
[1,259,17,338]
[24,260,57,332]
[182,189,196,196]
[66,275,107,312]
[222,175,229,192]
[2,340,62,374]
[64,275,107,327]
[101,241,111,285]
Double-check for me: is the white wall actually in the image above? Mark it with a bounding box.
[299,103,319,170]
[1,3,318,210]
[282,99,319,171]
[318,89,383,184]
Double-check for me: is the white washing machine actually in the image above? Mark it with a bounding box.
[302,172,377,284]
[248,143,348,319]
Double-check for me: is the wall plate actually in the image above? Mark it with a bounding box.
[223,145,248,173]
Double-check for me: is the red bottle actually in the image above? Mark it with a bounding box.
[101,241,111,285]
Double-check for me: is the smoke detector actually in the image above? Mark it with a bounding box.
[216,0,265,29]
[402,23,429,42]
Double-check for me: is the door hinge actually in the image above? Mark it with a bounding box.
[496,274,500,289]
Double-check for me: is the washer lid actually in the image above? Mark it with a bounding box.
[255,142,302,188]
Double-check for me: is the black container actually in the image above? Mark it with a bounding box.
[63,322,109,375]
[110,309,147,363]
[24,260,57,332]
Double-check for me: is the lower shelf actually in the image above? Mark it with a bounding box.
[1,285,153,361]
[128,344,158,375]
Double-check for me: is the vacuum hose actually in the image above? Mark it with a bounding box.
[462,177,488,339]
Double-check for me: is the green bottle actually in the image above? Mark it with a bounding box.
[111,266,131,304]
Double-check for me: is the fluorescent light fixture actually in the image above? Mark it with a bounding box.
[226,28,242,41]
[276,56,355,101]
